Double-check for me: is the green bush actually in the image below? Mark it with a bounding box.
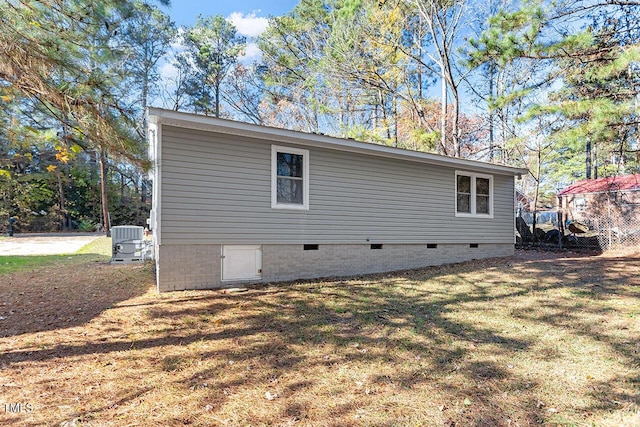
[78,219,96,232]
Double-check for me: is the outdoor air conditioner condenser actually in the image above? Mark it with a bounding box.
[111,225,144,263]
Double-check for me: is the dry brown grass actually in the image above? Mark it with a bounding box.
[1,248,639,426]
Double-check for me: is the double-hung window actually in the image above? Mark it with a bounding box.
[455,171,493,217]
[271,145,309,210]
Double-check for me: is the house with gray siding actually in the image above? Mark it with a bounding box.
[148,108,527,292]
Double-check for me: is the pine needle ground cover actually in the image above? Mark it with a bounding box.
[1,248,638,426]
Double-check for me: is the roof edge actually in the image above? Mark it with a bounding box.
[148,108,528,176]
[557,173,640,196]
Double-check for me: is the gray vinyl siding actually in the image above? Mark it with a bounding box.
[159,125,515,245]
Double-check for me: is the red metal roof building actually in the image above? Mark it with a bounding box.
[557,173,640,196]
[557,173,640,223]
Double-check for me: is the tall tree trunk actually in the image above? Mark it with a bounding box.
[121,172,125,200]
[372,102,377,130]
[56,171,67,230]
[311,87,319,134]
[452,84,460,157]
[593,142,598,179]
[417,60,423,100]
[380,93,391,140]
[65,162,72,228]
[440,65,447,154]
[532,148,542,242]
[141,66,150,204]
[215,80,220,118]
[142,73,149,134]
[393,94,399,147]
[488,60,495,162]
[586,138,592,179]
[416,16,424,100]
[99,146,110,235]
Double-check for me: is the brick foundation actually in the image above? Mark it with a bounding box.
[156,244,221,292]
[155,243,514,292]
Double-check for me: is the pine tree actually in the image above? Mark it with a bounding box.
[178,15,246,117]
[468,0,640,179]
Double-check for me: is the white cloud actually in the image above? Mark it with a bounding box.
[159,61,179,81]
[239,42,262,62]
[170,27,186,50]
[227,12,269,38]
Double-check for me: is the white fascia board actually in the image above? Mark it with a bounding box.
[148,107,529,177]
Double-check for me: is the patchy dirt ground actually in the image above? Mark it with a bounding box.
[0,233,102,256]
[0,249,638,426]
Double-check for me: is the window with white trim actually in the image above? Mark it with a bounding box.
[455,171,493,217]
[271,145,309,210]
[574,196,586,212]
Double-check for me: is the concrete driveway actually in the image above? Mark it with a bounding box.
[0,233,102,256]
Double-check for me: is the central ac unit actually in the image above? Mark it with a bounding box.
[111,225,144,263]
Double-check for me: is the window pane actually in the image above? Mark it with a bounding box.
[457,175,471,193]
[277,153,303,178]
[477,195,489,214]
[277,177,303,204]
[457,194,471,213]
[476,177,490,195]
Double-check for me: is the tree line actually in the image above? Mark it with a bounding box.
[1,0,638,233]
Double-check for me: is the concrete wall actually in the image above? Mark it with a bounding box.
[156,243,514,292]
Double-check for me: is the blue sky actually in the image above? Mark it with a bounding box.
[156,0,299,94]
[162,0,299,27]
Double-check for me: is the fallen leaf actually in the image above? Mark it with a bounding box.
[265,391,278,401]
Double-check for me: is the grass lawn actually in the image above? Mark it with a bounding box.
[0,247,638,426]
[0,237,112,275]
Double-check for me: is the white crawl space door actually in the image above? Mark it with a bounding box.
[221,245,262,281]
